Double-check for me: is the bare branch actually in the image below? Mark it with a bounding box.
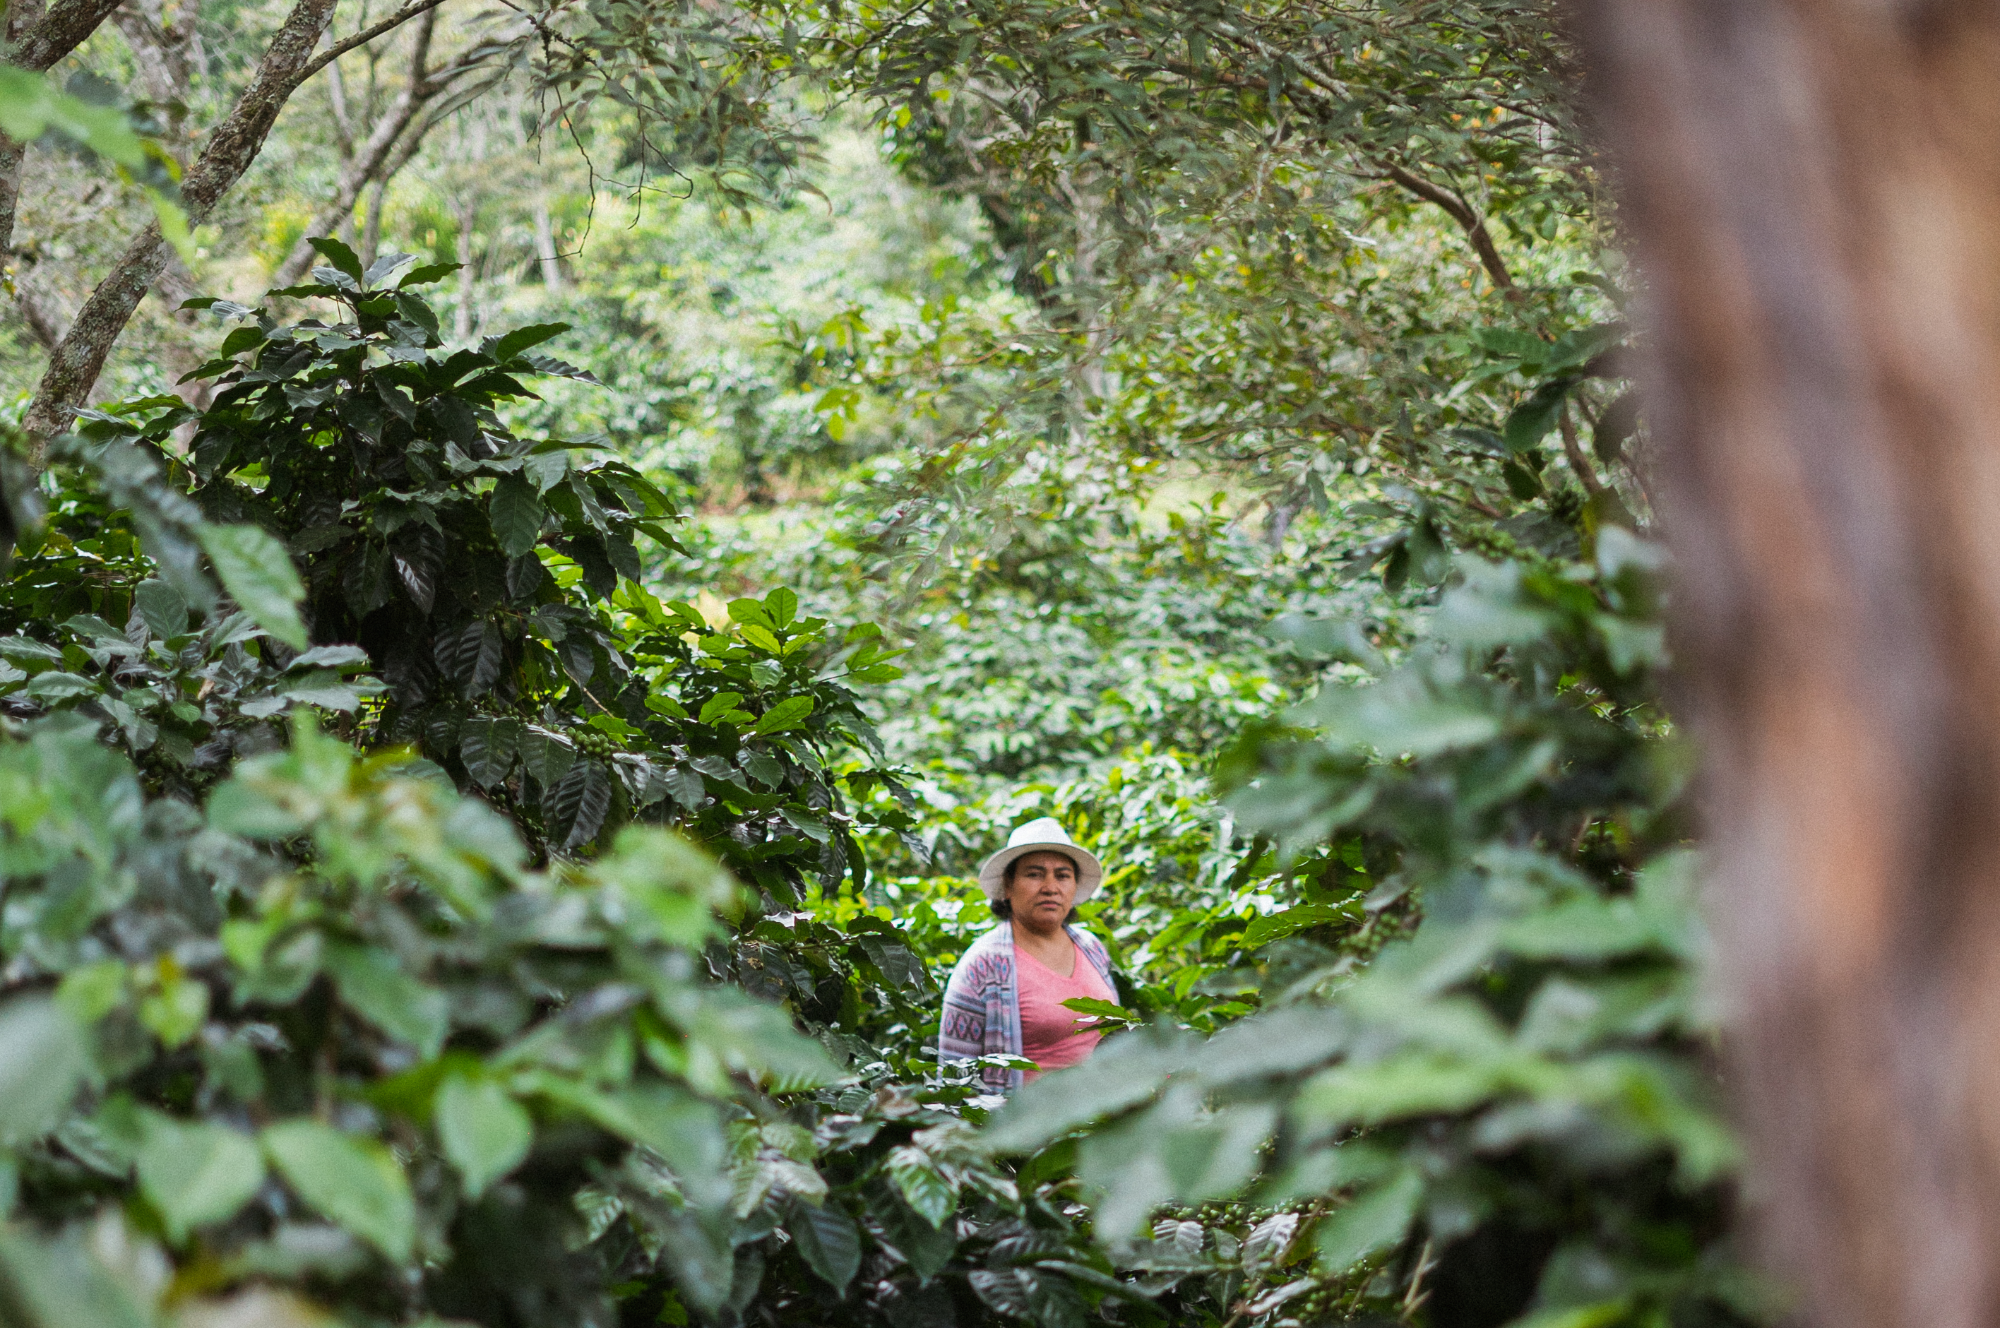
[1557,401,1609,501]
[294,0,449,88]
[272,16,493,288]
[1380,162,1517,295]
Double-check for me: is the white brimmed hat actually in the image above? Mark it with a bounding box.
[976,817,1105,902]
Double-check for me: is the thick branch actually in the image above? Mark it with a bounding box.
[8,0,123,69]
[23,0,338,438]
[0,136,26,260]
[1,0,125,259]
[1381,163,1517,295]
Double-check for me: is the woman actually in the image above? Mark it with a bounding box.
[938,817,1118,1092]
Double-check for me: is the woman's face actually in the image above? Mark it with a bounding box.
[1005,851,1079,933]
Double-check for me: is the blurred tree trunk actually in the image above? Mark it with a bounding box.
[1580,3,2000,1326]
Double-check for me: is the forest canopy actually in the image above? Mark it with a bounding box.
[0,4,1742,1328]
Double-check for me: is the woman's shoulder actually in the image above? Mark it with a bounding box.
[949,924,1015,981]
[1067,925,1113,965]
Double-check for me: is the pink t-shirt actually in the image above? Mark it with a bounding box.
[1015,940,1116,1076]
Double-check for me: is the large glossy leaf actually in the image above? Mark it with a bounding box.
[263,1119,416,1262]
[197,523,308,649]
[551,758,613,850]
[436,1076,532,1199]
[885,1146,955,1228]
[787,1198,861,1291]
[135,1112,266,1240]
[324,942,450,1059]
[489,475,545,559]
[0,996,86,1146]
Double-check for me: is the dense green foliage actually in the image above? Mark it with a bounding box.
[0,6,1746,1328]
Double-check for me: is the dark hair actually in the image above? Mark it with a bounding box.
[993,850,1083,923]
[989,898,1079,924]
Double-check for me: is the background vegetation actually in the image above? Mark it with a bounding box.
[0,5,1742,1327]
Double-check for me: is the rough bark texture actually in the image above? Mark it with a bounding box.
[1579,3,2000,1326]
[22,0,337,437]
[0,0,125,258]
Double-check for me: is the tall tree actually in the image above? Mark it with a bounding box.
[1581,3,2000,1325]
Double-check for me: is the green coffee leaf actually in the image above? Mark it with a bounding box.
[0,995,87,1146]
[1314,1169,1423,1271]
[885,1146,955,1228]
[263,1119,416,1262]
[788,1197,861,1291]
[753,696,814,735]
[436,1076,532,1199]
[324,942,450,1060]
[489,475,545,559]
[133,578,188,639]
[308,236,365,282]
[199,523,308,650]
[135,1112,266,1240]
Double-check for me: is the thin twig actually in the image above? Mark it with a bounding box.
[295,0,449,86]
[1558,401,1611,501]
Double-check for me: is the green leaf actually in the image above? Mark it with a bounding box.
[435,620,505,695]
[0,66,145,168]
[753,696,814,735]
[1314,1168,1423,1271]
[138,964,209,1047]
[699,692,745,725]
[461,716,520,787]
[885,1146,956,1228]
[436,1076,532,1199]
[135,1112,266,1241]
[487,322,572,362]
[550,758,613,850]
[788,1198,861,1291]
[0,995,87,1146]
[740,623,782,653]
[518,727,575,787]
[1058,996,1136,1027]
[0,1223,155,1328]
[1502,378,1573,454]
[489,475,545,559]
[198,523,308,650]
[308,236,365,283]
[324,941,450,1059]
[1242,899,1363,950]
[133,578,189,638]
[263,1119,416,1262]
[727,597,776,630]
[767,587,798,628]
[395,261,460,289]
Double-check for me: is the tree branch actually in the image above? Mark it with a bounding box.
[294,0,449,88]
[1558,401,1610,501]
[271,15,489,288]
[23,0,339,439]
[1381,162,1518,295]
[8,0,123,69]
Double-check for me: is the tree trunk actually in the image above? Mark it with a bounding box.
[531,191,563,291]
[1579,4,2000,1326]
[22,0,338,438]
[1,0,127,257]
